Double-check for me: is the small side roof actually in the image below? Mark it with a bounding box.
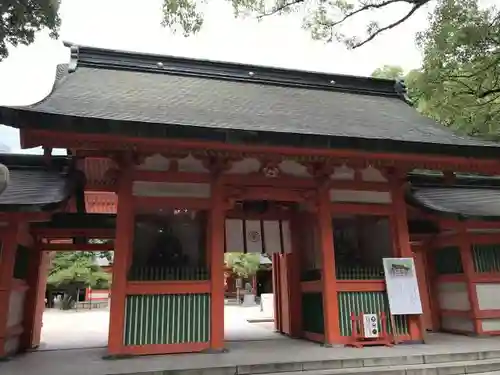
[408,174,500,220]
[1,44,499,158]
[0,154,74,212]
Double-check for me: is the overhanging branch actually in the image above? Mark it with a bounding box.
[352,1,428,48]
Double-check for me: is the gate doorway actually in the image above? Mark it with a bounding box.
[28,216,116,351]
[223,200,299,343]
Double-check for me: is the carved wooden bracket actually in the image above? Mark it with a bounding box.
[304,161,334,179]
[382,166,408,186]
[203,155,233,176]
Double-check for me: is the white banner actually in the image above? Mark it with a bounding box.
[382,257,423,315]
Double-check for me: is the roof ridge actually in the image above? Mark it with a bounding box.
[64,42,406,99]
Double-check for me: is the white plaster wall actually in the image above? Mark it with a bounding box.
[137,154,170,171]
[278,160,310,177]
[4,288,26,356]
[4,336,20,356]
[330,166,354,180]
[441,316,475,333]
[7,288,26,328]
[329,189,392,204]
[137,153,210,173]
[476,283,500,310]
[177,154,209,172]
[132,182,211,198]
[330,166,387,182]
[437,282,470,311]
[361,166,387,182]
[482,319,500,332]
[226,158,260,174]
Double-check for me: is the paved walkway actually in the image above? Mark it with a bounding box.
[4,334,500,375]
[39,304,279,350]
[39,309,109,350]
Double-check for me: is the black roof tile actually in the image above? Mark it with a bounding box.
[409,186,500,220]
[1,44,499,157]
[0,154,73,211]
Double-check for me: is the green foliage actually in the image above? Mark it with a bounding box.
[161,0,433,48]
[224,252,261,278]
[0,0,61,60]
[47,251,111,289]
[372,0,500,139]
[371,65,405,80]
[414,0,500,138]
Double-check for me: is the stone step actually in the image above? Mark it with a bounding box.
[160,349,500,375]
[258,357,500,375]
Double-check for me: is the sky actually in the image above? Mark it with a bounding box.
[0,0,430,154]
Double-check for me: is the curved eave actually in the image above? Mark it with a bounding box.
[3,106,500,160]
[407,186,500,222]
[0,168,75,213]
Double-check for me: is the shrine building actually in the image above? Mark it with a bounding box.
[3,44,500,357]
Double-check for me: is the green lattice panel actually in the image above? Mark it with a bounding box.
[473,244,500,273]
[338,291,409,337]
[124,293,210,345]
[336,266,385,280]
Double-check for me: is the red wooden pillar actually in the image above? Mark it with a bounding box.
[317,184,340,346]
[0,221,18,358]
[107,169,133,356]
[390,177,421,342]
[288,212,302,338]
[208,178,225,351]
[425,241,441,332]
[272,253,281,332]
[457,228,481,334]
[21,247,50,350]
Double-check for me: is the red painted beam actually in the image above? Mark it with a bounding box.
[20,129,500,174]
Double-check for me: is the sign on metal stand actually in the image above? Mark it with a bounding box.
[382,257,423,343]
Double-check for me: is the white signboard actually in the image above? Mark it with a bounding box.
[382,257,422,315]
[260,293,274,318]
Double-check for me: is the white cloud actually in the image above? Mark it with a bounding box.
[0,0,429,153]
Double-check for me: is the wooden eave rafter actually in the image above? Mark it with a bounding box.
[21,129,500,175]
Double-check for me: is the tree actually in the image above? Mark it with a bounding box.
[224,253,261,278]
[163,0,434,48]
[414,0,500,137]
[48,251,111,289]
[0,1,61,60]
[372,1,500,138]
[372,65,405,80]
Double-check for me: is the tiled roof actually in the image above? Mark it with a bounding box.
[0,44,499,157]
[0,154,73,211]
[408,174,500,219]
[411,187,500,219]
